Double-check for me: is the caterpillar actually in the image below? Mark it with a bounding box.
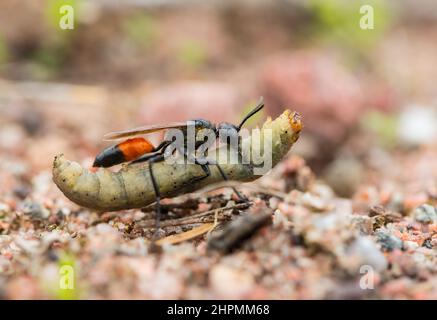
[52,110,302,211]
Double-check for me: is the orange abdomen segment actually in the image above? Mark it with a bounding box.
[118,137,155,161]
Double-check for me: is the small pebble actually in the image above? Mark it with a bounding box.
[346,236,388,272]
[22,201,50,220]
[210,264,255,299]
[403,241,419,251]
[375,230,403,251]
[413,204,437,224]
[0,202,10,210]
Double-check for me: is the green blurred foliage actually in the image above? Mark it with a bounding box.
[177,40,207,69]
[0,34,9,67]
[308,0,391,49]
[26,0,80,79]
[45,0,80,30]
[31,44,68,76]
[362,110,398,148]
[123,13,157,49]
[56,253,80,300]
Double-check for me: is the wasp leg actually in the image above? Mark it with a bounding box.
[146,152,167,239]
[195,157,249,203]
[176,145,249,202]
[175,145,209,183]
[210,161,249,203]
[130,152,160,164]
[131,141,171,165]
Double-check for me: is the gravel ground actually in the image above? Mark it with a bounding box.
[0,94,436,299]
[0,3,436,299]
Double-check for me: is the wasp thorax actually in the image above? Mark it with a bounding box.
[217,122,240,144]
[194,119,215,131]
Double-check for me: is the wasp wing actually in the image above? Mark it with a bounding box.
[103,121,189,140]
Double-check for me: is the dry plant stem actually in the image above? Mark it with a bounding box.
[52,110,302,211]
[189,180,289,200]
[137,202,249,229]
[207,209,220,237]
[156,223,215,246]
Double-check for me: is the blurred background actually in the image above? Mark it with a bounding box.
[1,0,437,205]
[2,0,437,300]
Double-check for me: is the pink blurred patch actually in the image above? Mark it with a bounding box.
[258,51,394,144]
[138,82,241,126]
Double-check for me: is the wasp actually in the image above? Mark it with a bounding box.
[92,98,265,233]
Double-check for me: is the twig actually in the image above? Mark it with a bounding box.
[156,223,215,246]
[207,207,273,253]
[167,180,288,206]
[136,202,250,229]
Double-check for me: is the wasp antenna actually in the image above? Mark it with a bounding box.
[237,96,265,131]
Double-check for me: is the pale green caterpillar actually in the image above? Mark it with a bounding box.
[53,110,302,211]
